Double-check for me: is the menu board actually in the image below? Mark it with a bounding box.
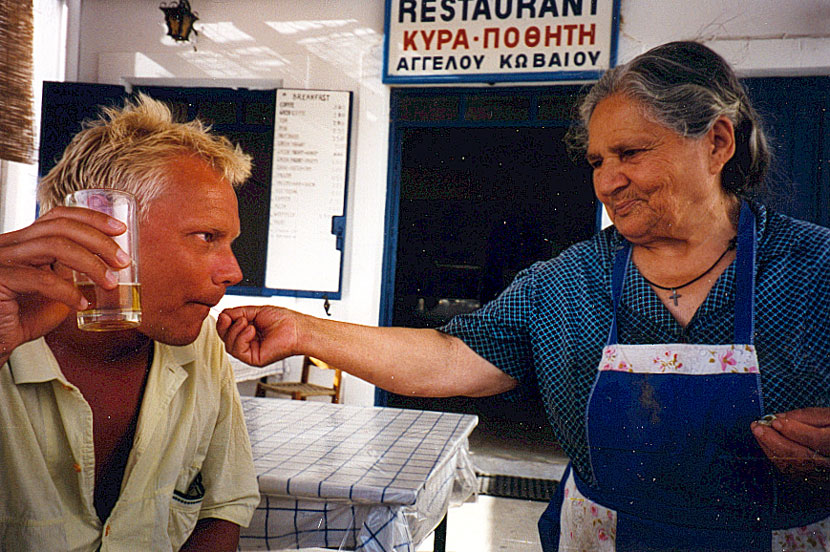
[265,89,351,296]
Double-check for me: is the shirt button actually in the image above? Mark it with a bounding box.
[72,463,81,473]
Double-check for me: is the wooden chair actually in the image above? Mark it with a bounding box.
[255,356,342,404]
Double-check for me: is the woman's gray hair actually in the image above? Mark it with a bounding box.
[38,93,252,220]
[570,41,771,195]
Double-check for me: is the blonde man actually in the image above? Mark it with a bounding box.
[0,94,259,551]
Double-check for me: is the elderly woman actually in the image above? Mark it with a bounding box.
[218,42,830,550]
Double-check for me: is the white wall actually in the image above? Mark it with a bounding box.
[0,0,69,234]
[619,1,830,76]
[63,0,830,404]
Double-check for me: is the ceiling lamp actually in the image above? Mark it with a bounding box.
[159,0,199,43]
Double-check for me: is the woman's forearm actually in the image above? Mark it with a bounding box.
[217,305,516,398]
[297,313,516,398]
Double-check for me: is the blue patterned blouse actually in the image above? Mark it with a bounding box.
[441,203,830,481]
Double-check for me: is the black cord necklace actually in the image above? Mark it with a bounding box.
[639,237,737,306]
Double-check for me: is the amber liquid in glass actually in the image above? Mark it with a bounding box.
[76,282,142,331]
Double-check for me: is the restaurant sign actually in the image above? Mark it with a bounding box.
[383,0,620,84]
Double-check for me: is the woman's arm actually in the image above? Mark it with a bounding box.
[216,305,517,398]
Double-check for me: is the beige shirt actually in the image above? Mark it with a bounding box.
[0,319,260,551]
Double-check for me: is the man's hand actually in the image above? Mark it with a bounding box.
[216,306,300,366]
[0,206,131,361]
[752,407,830,487]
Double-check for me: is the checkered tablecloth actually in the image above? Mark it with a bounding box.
[239,397,478,551]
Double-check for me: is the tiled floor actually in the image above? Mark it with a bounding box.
[418,495,549,552]
[418,420,569,552]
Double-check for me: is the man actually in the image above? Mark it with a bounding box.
[0,94,259,551]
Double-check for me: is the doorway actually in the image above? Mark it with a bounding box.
[379,86,597,436]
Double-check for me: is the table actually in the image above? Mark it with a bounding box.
[238,397,479,551]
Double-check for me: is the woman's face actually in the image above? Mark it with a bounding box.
[586,94,726,244]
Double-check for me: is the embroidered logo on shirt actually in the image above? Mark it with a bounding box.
[173,472,205,505]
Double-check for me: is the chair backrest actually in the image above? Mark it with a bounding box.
[302,356,342,404]
[255,356,343,403]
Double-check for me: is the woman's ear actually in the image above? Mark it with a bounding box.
[707,116,736,174]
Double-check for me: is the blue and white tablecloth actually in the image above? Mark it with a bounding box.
[239,397,478,551]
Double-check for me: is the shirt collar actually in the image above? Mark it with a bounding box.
[8,333,199,385]
[8,338,65,384]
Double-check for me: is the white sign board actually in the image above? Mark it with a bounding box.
[266,89,351,295]
[383,0,620,84]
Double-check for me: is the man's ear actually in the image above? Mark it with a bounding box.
[707,116,736,174]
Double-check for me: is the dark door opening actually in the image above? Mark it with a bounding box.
[381,88,596,437]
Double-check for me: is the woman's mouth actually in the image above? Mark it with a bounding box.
[613,199,639,217]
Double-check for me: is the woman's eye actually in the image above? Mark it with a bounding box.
[587,157,602,169]
[620,149,643,160]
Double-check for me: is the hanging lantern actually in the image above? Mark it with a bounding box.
[159,0,199,42]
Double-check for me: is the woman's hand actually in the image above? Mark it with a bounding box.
[0,207,130,362]
[751,407,830,487]
[216,306,300,367]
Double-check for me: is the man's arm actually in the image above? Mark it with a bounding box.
[217,305,517,398]
[179,518,239,552]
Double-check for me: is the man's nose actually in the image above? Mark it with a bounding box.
[214,248,243,287]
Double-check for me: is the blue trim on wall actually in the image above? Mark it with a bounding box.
[332,91,355,300]
[379,95,404,329]
[227,285,340,300]
[382,0,393,87]
[376,92,403,407]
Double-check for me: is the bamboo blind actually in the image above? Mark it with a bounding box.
[0,1,35,164]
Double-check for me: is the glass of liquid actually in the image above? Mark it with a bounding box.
[64,189,141,331]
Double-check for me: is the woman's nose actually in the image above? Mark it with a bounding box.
[593,160,627,197]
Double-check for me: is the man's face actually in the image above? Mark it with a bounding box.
[136,155,242,345]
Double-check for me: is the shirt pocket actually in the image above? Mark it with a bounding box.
[168,468,205,549]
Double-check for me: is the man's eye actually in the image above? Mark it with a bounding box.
[620,149,644,160]
[587,157,602,169]
[197,232,215,242]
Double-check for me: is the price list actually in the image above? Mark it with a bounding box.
[266,89,351,293]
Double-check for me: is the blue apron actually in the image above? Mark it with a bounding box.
[538,202,827,551]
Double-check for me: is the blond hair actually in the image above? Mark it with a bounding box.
[38,93,252,219]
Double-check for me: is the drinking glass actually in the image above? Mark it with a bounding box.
[64,189,141,331]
